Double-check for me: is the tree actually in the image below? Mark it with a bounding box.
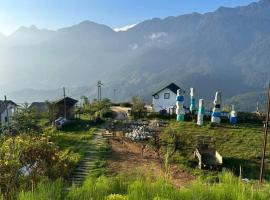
[131,96,145,119]
[80,96,89,106]
[45,101,58,123]
[79,99,112,120]
[11,104,41,134]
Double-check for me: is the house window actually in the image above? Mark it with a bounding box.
[164,93,170,99]
[154,94,159,99]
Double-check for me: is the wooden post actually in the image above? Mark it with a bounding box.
[259,83,270,183]
[239,165,242,179]
[63,87,67,119]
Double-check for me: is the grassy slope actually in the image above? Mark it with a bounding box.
[16,119,270,200]
[45,119,98,167]
[162,120,268,180]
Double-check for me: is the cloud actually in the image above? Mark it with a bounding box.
[149,32,167,40]
[114,24,137,32]
[128,43,138,50]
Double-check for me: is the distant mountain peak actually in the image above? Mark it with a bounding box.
[78,20,98,26]
[59,20,114,34]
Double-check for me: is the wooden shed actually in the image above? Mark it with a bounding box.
[54,97,78,120]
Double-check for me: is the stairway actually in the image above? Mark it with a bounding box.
[69,133,108,186]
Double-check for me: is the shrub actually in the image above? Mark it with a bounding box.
[0,135,76,198]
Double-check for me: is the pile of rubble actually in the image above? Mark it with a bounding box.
[124,120,154,141]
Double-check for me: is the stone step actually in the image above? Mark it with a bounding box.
[86,150,99,152]
[75,167,95,172]
[80,158,99,162]
[73,172,89,176]
[80,156,99,161]
[71,176,86,181]
[76,163,96,168]
[68,130,107,187]
[78,164,96,169]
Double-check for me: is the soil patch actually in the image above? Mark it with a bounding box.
[106,138,195,188]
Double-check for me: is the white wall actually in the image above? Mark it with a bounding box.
[0,104,17,126]
[152,88,176,113]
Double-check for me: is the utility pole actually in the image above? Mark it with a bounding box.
[63,87,67,119]
[97,81,103,102]
[259,83,270,183]
[4,95,9,129]
[113,89,117,103]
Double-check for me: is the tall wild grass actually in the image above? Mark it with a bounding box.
[18,172,270,200]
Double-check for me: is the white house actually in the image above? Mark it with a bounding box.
[0,100,18,127]
[152,83,184,113]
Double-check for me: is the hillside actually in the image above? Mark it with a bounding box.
[0,0,269,104]
[224,91,267,112]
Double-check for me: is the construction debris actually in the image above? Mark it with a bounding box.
[124,120,155,141]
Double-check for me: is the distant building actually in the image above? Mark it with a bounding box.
[54,97,78,120]
[0,100,18,126]
[152,83,183,113]
[29,102,48,113]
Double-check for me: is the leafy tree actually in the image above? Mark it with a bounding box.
[45,101,58,123]
[131,96,146,119]
[11,104,41,134]
[79,99,112,119]
[80,96,89,106]
[131,96,145,113]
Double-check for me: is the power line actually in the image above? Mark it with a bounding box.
[113,89,117,103]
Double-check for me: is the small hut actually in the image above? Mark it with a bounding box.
[54,97,78,120]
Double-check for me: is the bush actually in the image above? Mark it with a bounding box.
[237,112,265,124]
[0,135,76,198]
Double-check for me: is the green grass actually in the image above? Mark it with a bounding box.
[18,179,64,200]
[15,118,270,199]
[45,119,98,162]
[161,120,268,180]
[18,171,270,200]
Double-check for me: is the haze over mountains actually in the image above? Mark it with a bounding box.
[0,0,269,110]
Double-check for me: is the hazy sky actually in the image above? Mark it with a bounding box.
[0,0,258,35]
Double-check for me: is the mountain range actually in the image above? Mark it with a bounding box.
[0,0,270,111]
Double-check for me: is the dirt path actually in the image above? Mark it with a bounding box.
[111,106,129,120]
[106,138,195,188]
